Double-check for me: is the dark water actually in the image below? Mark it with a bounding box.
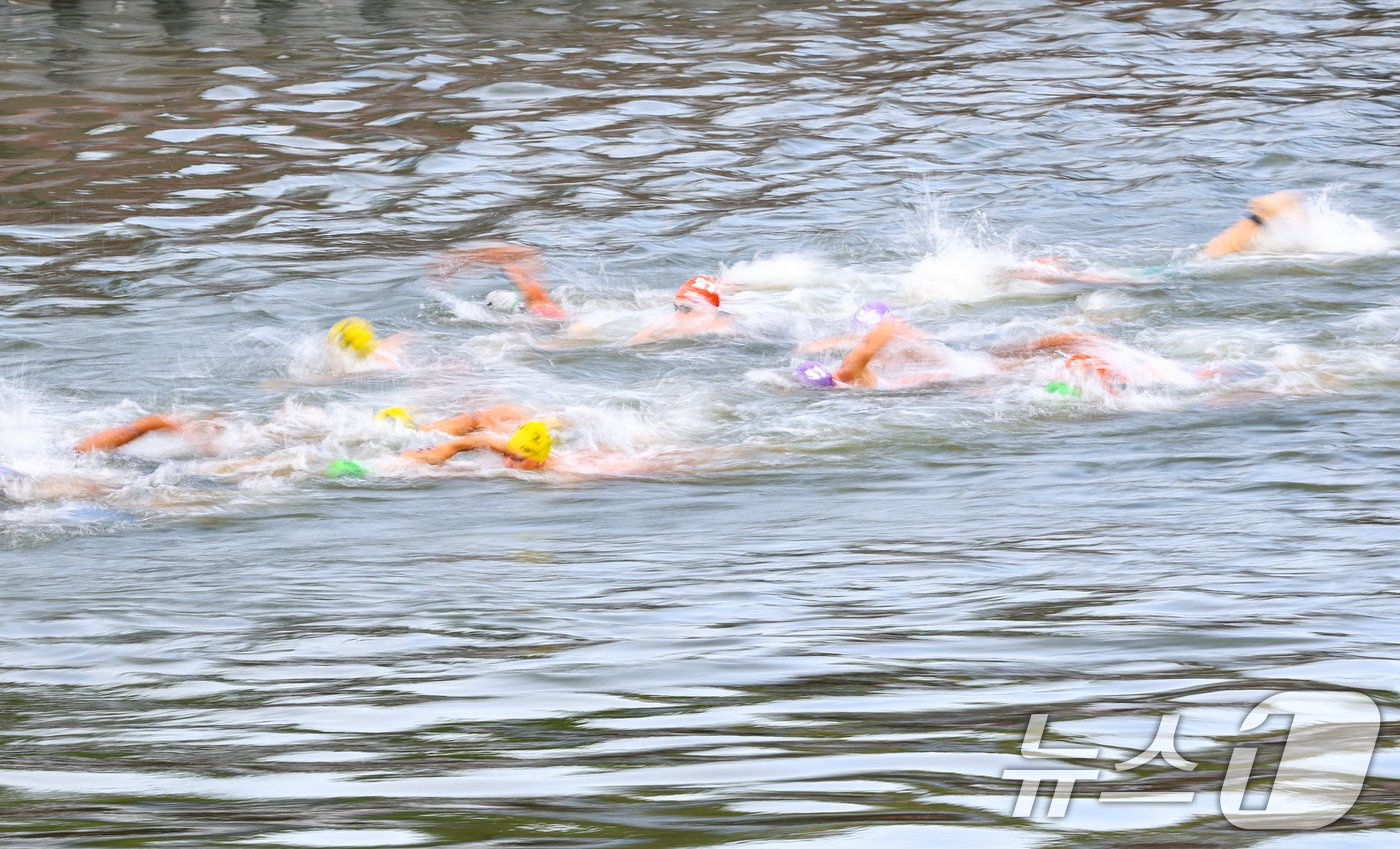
[3,1,1400,846]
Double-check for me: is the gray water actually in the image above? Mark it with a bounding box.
[4,1,1400,846]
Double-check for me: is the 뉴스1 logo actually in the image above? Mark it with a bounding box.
[1002,690,1379,829]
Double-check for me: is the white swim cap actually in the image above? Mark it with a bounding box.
[485,290,525,313]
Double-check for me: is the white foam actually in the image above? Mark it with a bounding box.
[1247,191,1392,256]
[723,254,830,291]
[898,201,1028,303]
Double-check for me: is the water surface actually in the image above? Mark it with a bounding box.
[3,1,1400,846]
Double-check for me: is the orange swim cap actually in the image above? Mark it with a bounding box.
[675,275,721,309]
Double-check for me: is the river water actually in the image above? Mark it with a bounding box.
[3,0,1400,846]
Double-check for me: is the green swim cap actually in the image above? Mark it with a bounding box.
[1045,380,1081,397]
[325,458,369,479]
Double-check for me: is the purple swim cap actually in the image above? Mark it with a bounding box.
[794,360,836,388]
[851,300,891,329]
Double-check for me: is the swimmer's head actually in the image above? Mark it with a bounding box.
[327,317,378,359]
[505,421,551,467]
[851,300,891,329]
[1065,353,1127,392]
[675,275,721,309]
[485,289,525,314]
[794,360,836,388]
[374,407,416,429]
[325,458,369,479]
[1044,380,1080,397]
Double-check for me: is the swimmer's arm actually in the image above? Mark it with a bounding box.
[73,414,182,454]
[1202,192,1302,258]
[453,244,564,318]
[834,319,900,386]
[625,316,679,346]
[1201,218,1262,258]
[501,261,564,318]
[401,433,507,465]
[797,333,861,355]
[1015,267,1139,285]
[432,243,538,280]
[991,331,1107,357]
[423,404,530,436]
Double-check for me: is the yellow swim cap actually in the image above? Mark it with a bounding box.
[375,406,416,429]
[506,420,551,464]
[328,317,378,358]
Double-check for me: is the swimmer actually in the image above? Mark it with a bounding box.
[993,330,1261,394]
[1201,191,1305,258]
[797,300,946,364]
[992,331,1145,394]
[403,419,553,470]
[626,275,736,345]
[399,420,674,476]
[2,415,203,502]
[205,403,535,479]
[794,318,948,389]
[432,242,567,320]
[326,317,408,369]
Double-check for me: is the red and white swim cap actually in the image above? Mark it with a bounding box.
[675,275,721,308]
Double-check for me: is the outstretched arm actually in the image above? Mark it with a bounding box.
[798,332,862,355]
[401,433,510,466]
[1201,218,1263,259]
[626,315,682,346]
[990,331,1109,358]
[422,404,530,437]
[434,243,565,319]
[834,319,907,386]
[1202,191,1302,258]
[73,414,182,454]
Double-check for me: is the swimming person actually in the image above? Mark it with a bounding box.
[397,420,678,477]
[402,420,554,470]
[1201,191,1305,258]
[0,414,210,502]
[326,317,408,370]
[432,242,568,320]
[626,275,736,345]
[797,299,952,363]
[992,330,1268,396]
[794,317,952,389]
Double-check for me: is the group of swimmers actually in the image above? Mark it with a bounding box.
[1,191,1309,502]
